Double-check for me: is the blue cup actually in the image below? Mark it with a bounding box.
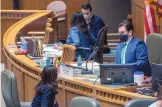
[40,58,51,69]
[46,58,51,66]
[20,43,27,50]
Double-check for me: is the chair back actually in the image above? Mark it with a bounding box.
[94,25,109,63]
[43,27,54,44]
[146,33,162,64]
[1,69,21,107]
[124,98,156,107]
[47,1,66,17]
[61,44,76,64]
[70,96,100,107]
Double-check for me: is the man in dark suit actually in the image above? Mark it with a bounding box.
[81,3,110,53]
[115,20,151,76]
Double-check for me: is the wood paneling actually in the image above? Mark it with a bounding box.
[1,10,39,63]
[12,66,25,101]
[132,0,162,40]
[6,57,12,71]
[1,19,21,63]
[1,0,13,9]
[66,91,81,107]
[99,100,122,107]
[56,88,66,107]
[24,74,38,101]
[132,0,145,40]
[160,18,162,33]
[66,0,89,32]
[19,0,52,10]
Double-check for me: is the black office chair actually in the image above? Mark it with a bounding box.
[94,25,109,63]
[1,69,31,107]
[77,25,109,63]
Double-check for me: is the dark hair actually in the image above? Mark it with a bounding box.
[81,3,92,12]
[71,12,92,45]
[35,65,58,94]
[118,20,134,32]
[71,12,89,35]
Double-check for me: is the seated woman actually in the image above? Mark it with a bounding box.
[66,12,96,60]
[31,65,59,107]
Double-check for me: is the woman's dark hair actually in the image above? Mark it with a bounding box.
[71,12,92,44]
[35,65,58,94]
[81,3,92,12]
[118,20,134,32]
[71,12,89,35]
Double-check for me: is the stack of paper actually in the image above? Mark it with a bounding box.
[43,45,62,57]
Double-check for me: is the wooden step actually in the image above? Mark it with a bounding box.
[107,39,120,43]
[109,46,117,49]
[108,43,118,47]
[107,33,120,39]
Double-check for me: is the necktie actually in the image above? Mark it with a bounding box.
[121,43,127,64]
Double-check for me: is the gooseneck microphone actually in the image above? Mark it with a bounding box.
[81,46,99,74]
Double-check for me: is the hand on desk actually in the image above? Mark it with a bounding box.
[143,77,152,84]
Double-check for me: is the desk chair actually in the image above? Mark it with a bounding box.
[77,25,109,63]
[61,44,76,64]
[47,1,67,42]
[146,33,162,64]
[47,1,66,21]
[28,17,57,44]
[70,96,100,107]
[27,18,53,37]
[1,69,31,107]
[124,98,156,107]
[43,27,54,44]
[94,25,109,63]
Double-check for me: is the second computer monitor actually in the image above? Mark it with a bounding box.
[100,64,136,84]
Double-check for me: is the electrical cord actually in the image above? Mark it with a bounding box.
[93,75,100,85]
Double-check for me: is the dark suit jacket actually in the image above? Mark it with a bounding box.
[89,15,110,56]
[89,15,107,45]
[31,86,58,107]
[115,37,151,76]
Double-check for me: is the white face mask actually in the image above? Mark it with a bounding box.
[83,14,91,21]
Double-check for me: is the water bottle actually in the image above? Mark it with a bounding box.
[40,57,47,68]
[58,61,63,74]
[77,55,82,67]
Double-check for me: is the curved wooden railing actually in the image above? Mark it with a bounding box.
[1,10,44,63]
[3,10,153,107]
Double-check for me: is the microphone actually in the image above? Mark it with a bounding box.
[86,46,99,69]
[81,46,99,74]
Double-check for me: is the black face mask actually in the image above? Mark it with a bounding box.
[120,34,128,42]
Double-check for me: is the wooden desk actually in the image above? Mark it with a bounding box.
[1,10,42,63]
[3,10,153,107]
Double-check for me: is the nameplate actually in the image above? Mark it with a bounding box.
[60,64,74,78]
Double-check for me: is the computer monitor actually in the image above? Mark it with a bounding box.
[100,64,136,84]
[152,63,162,92]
